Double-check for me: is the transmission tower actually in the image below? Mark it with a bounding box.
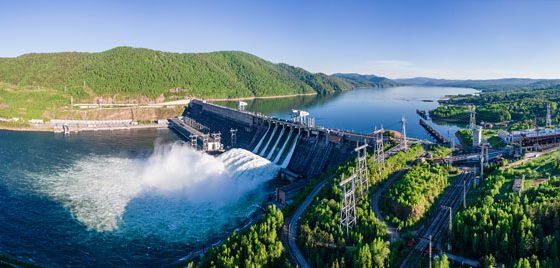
[401,114,407,150]
[374,126,385,176]
[355,140,369,198]
[230,128,238,148]
[469,105,477,129]
[339,174,357,233]
[190,134,198,150]
[546,103,552,128]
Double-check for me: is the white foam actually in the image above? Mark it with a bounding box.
[30,143,279,232]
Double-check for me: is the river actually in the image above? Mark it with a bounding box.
[0,86,476,267]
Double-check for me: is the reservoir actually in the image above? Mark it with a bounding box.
[215,86,478,142]
[0,86,476,266]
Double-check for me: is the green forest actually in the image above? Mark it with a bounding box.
[195,205,289,267]
[452,152,560,267]
[297,145,425,267]
[384,163,456,229]
[430,87,560,130]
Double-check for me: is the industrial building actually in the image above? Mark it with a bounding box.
[498,127,560,147]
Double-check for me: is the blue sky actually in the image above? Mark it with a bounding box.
[1,0,559,79]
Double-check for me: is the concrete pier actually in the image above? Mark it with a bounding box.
[419,118,449,144]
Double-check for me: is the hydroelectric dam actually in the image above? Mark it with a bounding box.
[170,99,386,179]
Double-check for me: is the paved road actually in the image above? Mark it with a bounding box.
[287,179,329,268]
[284,141,416,267]
[371,168,408,242]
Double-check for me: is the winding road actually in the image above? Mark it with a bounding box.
[371,168,408,242]
[286,179,329,268]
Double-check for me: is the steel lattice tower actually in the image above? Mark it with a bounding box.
[401,114,408,150]
[339,174,357,233]
[469,105,477,129]
[374,126,385,175]
[355,140,369,198]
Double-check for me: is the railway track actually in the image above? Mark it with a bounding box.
[400,171,474,268]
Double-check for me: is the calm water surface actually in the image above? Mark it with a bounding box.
[216,86,478,142]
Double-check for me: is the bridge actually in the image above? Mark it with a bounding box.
[434,148,509,164]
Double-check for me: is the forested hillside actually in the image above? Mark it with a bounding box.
[0,47,398,100]
[333,73,401,88]
[453,152,560,267]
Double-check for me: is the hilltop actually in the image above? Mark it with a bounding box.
[333,73,401,88]
[0,47,398,120]
[0,47,398,99]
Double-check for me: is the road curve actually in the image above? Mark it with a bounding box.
[371,168,408,241]
[287,179,329,268]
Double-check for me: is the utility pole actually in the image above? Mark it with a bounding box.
[547,103,552,128]
[374,125,385,174]
[429,235,433,268]
[442,205,453,251]
[401,114,407,150]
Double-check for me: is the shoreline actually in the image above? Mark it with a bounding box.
[0,92,319,133]
[0,126,53,133]
[0,123,168,133]
[206,92,317,102]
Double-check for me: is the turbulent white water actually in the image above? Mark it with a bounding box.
[29,143,280,233]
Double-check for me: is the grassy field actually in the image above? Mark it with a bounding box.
[0,83,68,119]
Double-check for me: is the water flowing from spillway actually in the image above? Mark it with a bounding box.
[26,143,280,234]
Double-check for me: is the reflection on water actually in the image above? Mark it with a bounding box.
[214,86,478,142]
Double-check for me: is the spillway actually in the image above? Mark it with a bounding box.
[183,99,379,178]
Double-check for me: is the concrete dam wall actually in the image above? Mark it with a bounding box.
[181,99,370,178]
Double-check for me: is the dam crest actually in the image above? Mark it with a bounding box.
[170,99,384,179]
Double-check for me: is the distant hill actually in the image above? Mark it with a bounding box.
[333,73,401,88]
[395,77,560,91]
[0,47,398,101]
